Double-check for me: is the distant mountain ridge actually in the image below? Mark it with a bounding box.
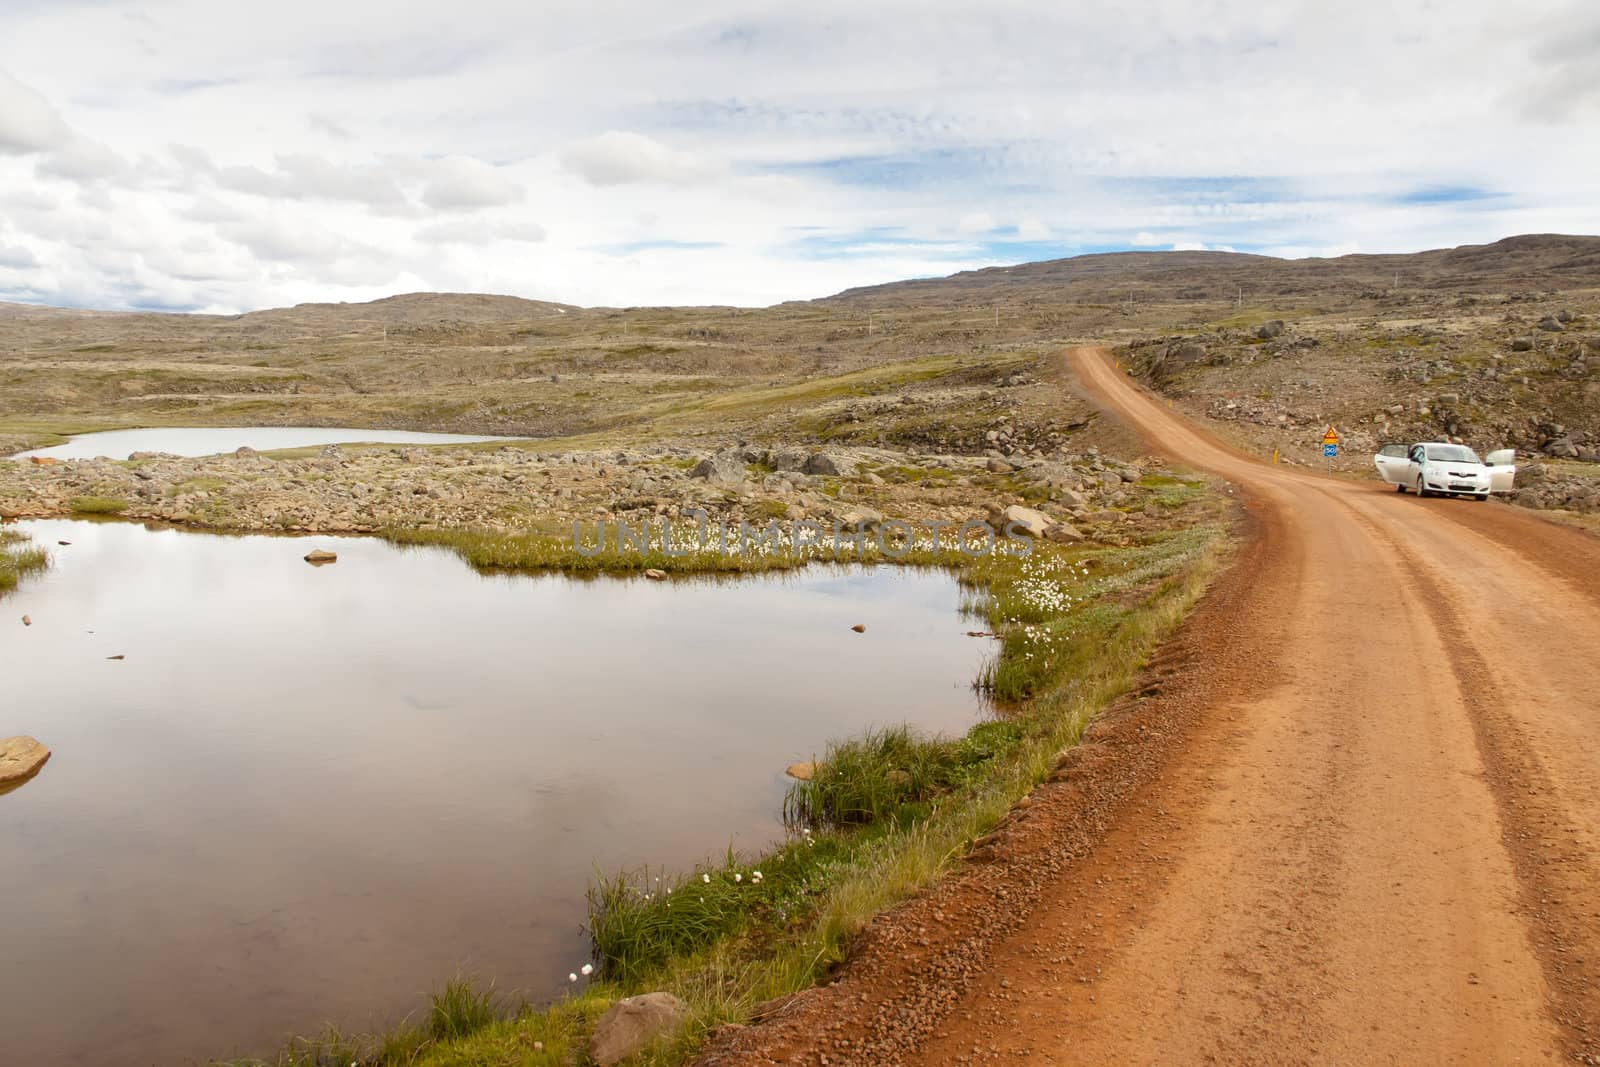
[823,234,1600,304]
[2,234,1597,321]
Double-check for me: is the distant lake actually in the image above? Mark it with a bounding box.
[12,426,518,460]
[0,518,992,1065]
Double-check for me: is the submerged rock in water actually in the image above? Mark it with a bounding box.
[0,736,50,790]
[785,761,816,781]
[303,549,338,564]
[589,992,688,1066]
[643,568,667,580]
[851,623,865,633]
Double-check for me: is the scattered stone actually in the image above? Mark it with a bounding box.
[851,623,866,633]
[995,504,1053,538]
[20,615,30,626]
[57,540,70,546]
[785,761,816,781]
[303,549,338,564]
[1511,337,1533,352]
[106,654,125,661]
[690,450,747,487]
[1255,319,1285,340]
[0,736,50,789]
[1538,316,1565,332]
[29,456,57,466]
[643,568,667,581]
[802,452,845,476]
[589,992,689,1067]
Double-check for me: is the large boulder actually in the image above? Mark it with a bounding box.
[996,504,1053,538]
[690,450,747,488]
[0,736,50,790]
[1255,319,1285,340]
[589,992,689,1066]
[802,452,848,477]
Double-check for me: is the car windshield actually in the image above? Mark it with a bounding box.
[1425,445,1481,464]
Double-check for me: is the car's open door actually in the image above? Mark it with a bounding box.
[1374,443,1410,487]
[1485,449,1516,493]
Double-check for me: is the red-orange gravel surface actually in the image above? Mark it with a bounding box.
[699,347,1600,1066]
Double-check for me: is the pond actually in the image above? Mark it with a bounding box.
[12,426,518,461]
[0,519,992,1066]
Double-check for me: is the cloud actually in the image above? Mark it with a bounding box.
[958,211,997,233]
[560,131,708,186]
[419,156,523,209]
[217,218,368,265]
[415,218,547,244]
[218,153,409,209]
[0,1,1597,312]
[0,243,39,269]
[0,70,71,154]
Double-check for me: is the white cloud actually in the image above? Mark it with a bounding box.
[415,218,547,244]
[0,70,71,154]
[419,156,523,209]
[217,153,409,209]
[0,1,1593,312]
[958,211,997,233]
[560,131,708,186]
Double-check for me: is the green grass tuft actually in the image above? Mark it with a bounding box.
[69,495,129,515]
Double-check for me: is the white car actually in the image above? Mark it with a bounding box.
[1374,442,1516,500]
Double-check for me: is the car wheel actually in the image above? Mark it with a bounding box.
[1476,493,1489,501]
[1415,477,1428,498]
[1395,483,1407,493]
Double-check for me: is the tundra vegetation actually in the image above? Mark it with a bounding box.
[0,528,48,592]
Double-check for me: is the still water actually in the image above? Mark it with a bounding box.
[0,519,990,1065]
[12,426,517,461]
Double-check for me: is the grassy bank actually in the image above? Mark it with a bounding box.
[0,528,49,592]
[226,505,1230,1067]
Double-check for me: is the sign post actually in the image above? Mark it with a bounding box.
[1322,425,1340,462]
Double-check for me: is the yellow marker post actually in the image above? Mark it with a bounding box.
[1272,449,1279,464]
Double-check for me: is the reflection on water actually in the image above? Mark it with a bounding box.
[0,519,990,1066]
[13,426,517,460]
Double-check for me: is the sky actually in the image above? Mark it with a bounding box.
[0,0,1596,313]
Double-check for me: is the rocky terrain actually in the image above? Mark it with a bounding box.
[2,233,1598,522]
[1,438,1197,549]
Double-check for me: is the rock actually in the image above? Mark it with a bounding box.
[851,623,866,633]
[1255,319,1285,340]
[20,615,30,626]
[785,761,816,780]
[1556,309,1575,324]
[589,992,689,1066]
[768,447,808,472]
[690,450,746,487]
[1538,316,1565,332]
[28,456,58,466]
[643,568,667,581]
[0,736,50,789]
[839,506,883,529]
[303,549,338,564]
[1044,522,1084,544]
[802,452,845,476]
[997,504,1053,538]
[1511,338,1533,352]
[106,654,125,661]
[985,458,1014,473]
[235,446,259,458]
